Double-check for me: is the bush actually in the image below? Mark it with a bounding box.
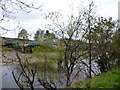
[33,45,57,53]
[3,47,13,52]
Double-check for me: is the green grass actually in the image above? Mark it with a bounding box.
[3,45,22,52]
[72,67,120,88]
[2,47,13,52]
[33,45,58,53]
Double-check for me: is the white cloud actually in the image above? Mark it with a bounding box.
[95,0,119,20]
[2,0,119,39]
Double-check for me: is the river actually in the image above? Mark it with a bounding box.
[1,59,101,89]
[2,65,18,88]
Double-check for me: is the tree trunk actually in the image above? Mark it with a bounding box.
[22,43,25,53]
[89,41,92,78]
[66,74,70,87]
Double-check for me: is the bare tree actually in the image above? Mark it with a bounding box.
[2,1,117,89]
[82,1,97,78]
[2,49,37,89]
[2,45,58,89]
[12,51,37,90]
[45,9,90,87]
[1,0,42,89]
[0,0,42,33]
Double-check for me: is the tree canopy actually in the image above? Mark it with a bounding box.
[18,29,29,40]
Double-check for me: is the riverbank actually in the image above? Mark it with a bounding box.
[1,51,31,66]
[72,67,120,88]
[1,51,59,66]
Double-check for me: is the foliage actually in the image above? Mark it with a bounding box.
[18,29,29,40]
[13,45,22,50]
[2,47,13,52]
[34,30,40,41]
[12,51,37,90]
[3,45,23,51]
[72,67,120,88]
[44,30,56,42]
[34,29,56,42]
[91,17,116,72]
[82,1,97,78]
[33,45,57,53]
[112,28,120,60]
[83,12,117,73]
[18,29,29,52]
[45,30,50,38]
[2,0,118,89]
[33,41,62,89]
[45,8,91,87]
[34,29,44,41]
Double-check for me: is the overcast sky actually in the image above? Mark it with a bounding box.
[1,0,120,39]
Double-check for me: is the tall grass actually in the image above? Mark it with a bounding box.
[73,67,120,88]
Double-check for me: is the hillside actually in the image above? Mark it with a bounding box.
[73,67,120,88]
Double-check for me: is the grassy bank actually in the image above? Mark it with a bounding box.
[72,67,120,88]
[2,47,13,52]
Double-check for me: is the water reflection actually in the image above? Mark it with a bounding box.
[2,65,18,88]
[2,65,43,88]
[2,59,100,88]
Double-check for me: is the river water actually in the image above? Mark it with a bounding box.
[2,65,44,88]
[1,59,101,89]
[2,65,18,88]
